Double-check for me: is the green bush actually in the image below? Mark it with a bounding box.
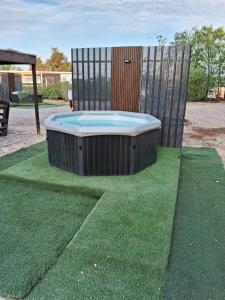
[41,81,70,100]
[188,66,208,101]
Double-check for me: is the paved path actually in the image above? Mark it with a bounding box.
[0,105,70,157]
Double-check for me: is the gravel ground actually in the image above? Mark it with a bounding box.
[0,102,225,166]
[183,102,225,166]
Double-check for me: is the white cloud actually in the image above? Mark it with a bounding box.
[0,0,224,57]
[0,0,225,35]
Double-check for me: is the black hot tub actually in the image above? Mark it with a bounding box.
[44,111,161,175]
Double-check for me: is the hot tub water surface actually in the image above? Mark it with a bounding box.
[55,114,148,128]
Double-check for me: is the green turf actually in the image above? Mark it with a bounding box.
[0,148,181,299]
[0,141,46,171]
[163,148,225,299]
[1,148,179,197]
[0,181,97,299]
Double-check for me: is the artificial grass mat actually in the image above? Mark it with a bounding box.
[0,180,97,299]
[2,145,223,299]
[0,141,46,172]
[1,148,179,197]
[0,147,181,299]
[163,148,225,299]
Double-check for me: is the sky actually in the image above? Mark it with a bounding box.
[1,0,225,61]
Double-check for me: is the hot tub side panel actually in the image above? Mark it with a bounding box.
[81,135,131,175]
[133,129,158,173]
[46,129,159,175]
[47,130,79,174]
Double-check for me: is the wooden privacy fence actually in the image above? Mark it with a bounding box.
[71,46,191,147]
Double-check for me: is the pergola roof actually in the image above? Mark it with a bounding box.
[0,49,36,65]
[0,48,40,134]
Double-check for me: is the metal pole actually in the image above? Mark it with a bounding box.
[32,64,41,134]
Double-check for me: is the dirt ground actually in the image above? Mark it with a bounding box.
[183,102,225,166]
[0,102,225,166]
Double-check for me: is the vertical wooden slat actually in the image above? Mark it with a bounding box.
[163,46,176,147]
[146,47,152,114]
[105,47,108,110]
[160,46,171,146]
[174,46,185,146]
[87,48,90,110]
[150,46,157,115]
[111,46,142,112]
[107,48,112,110]
[71,49,75,110]
[93,48,96,110]
[144,47,150,113]
[156,46,164,117]
[81,48,85,110]
[76,49,80,111]
[176,46,192,148]
[77,137,84,175]
[167,47,177,146]
[99,48,102,110]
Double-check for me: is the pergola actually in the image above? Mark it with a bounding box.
[0,49,40,134]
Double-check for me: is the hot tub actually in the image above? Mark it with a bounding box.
[44,111,161,175]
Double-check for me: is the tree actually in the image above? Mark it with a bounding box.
[173,25,225,100]
[156,35,167,46]
[188,67,207,100]
[172,30,192,46]
[45,47,71,72]
[193,26,225,98]
[36,57,46,71]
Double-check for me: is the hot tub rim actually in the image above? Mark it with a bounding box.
[44,110,161,137]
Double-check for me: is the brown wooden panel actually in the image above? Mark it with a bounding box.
[8,73,15,101]
[42,74,60,86]
[111,46,142,112]
[0,50,36,65]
